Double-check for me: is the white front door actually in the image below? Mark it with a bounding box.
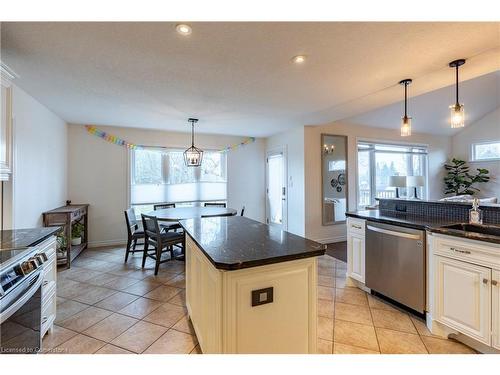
[266,150,287,230]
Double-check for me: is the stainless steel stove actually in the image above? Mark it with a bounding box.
[0,246,50,354]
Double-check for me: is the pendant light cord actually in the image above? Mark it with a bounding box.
[455,64,459,105]
[190,120,195,147]
[404,82,408,117]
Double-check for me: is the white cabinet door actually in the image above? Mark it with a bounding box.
[492,269,500,350]
[347,233,365,283]
[435,255,491,345]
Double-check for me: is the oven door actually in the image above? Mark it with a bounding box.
[0,269,43,354]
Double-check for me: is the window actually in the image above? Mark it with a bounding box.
[472,141,500,161]
[357,141,428,208]
[130,147,227,214]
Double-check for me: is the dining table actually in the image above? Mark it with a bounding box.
[146,206,238,221]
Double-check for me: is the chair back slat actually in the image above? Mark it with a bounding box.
[154,203,176,210]
[204,202,227,208]
[240,206,245,216]
[124,208,138,235]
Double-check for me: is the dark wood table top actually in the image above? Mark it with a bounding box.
[146,206,237,221]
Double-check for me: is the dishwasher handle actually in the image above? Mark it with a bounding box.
[367,225,422,240]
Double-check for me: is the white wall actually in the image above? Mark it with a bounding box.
[304,121,451,243]
[67,124,265,246]
[9,84,67,228]
[452,107,500,199]
[266,127,305,236]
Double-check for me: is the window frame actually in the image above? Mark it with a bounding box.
[470,140,500,162]
[127,146,227,208]
[355,138,429,209]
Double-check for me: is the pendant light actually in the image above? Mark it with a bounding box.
[449,59,466,128]
[399,78,412,137]
[184,118,203,167]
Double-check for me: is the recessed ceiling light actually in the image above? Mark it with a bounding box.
[176,24,192,36]
[291,55,307,64]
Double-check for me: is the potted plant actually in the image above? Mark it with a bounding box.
[71,222,85,246]
[443,158,490,196]
[56,232,67,258]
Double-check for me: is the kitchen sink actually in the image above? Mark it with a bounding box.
[439,223,500,237]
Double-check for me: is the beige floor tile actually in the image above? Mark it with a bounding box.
[104,276,140,290]
[317,339,333,354]
[333,343,380,354]
[118,297,164,319]
[335,277,357,289]
[317,316,334,341]
[143,329,197,354]
[41,325,78,352]
[335,288,368,306]
[121,279,163,296]
[376,328,427,354]
[145,285,182,302]
[318,286,335,301]
[421,336,476,354]
[85,273,119,287]
[95,291,139,312]
[166,274,186,289]
[318,299,335,318]
[370,308,416,334]
[59,306,113,332]
[55,300,90,323]
[334,320,379,351]
[318,275,335,288]
[335,302,372,325]
[318,265,335,277]
[95,344,135,354]
[335,260,347,269]
[168,290,186,307]
[54,334,106,354]
[57,280,87,299]
[190,345,202,354]
[111,321,167,353]
[143,302,187,328]
[336,268,347,277]
[71,285,117,305]
[83,313,139,342]
[172,316,196,335]
[410,316,440,338]
[367,294,398,312]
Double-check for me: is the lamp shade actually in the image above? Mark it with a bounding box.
[407,176,425,187]
[388,176,406,188]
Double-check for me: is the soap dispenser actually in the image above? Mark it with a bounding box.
[469,198,483,225]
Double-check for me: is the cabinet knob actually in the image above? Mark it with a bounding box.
[482,278,489,285]
[492,280,498,286]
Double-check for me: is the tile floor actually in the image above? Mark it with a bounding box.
[42,246,477,354]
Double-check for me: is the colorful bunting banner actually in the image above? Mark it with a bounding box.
[85,125,255,153]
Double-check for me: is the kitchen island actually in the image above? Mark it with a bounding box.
[179,216,325,354]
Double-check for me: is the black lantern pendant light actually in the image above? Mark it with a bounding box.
[399,78,412,137]
[184,118,203,167]
[449,59,466,128]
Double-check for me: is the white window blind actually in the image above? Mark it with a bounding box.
[130,147,227,205]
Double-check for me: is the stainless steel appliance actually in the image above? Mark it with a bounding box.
[0,248,48,354]
[366,222,425,313]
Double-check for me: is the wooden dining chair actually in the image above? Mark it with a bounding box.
[141,214,185,275]
[204,202,227,208]
[240,206,245,216]
[154,203,176,210]
[124,208,145,262]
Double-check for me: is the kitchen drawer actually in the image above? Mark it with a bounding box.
[347,218,365,237]
[42,258,56,297]
[433,235,500,270]
[41,290,56,337]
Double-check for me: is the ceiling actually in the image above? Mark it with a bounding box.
[1,22,499,137]
[347,71,500,136]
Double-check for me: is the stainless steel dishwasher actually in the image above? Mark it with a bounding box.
[365,221,425,313]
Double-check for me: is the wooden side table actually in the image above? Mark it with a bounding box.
[43,204,89,268]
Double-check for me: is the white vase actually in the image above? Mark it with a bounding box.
[71,237,82,246]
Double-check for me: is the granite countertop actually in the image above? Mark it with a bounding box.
[180,216,325,270]
[0,227,61,251]
[346,210,500,245]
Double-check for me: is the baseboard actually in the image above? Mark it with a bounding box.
[314,235,347,244]
[88,239,127,248]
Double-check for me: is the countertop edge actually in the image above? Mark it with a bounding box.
[346,212,500,245]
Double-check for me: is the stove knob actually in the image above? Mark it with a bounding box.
[35,254,45,265]
[20,259,37,275]
[39,253,48,262]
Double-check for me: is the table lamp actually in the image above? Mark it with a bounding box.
[407,176,425,199]
[388,176,406,198]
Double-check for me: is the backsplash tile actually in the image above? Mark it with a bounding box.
[378,199,500,224]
